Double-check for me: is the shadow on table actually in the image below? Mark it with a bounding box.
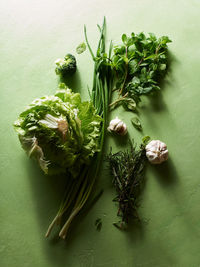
[122,158,179,267]
[25,159,66,230]
[109,132,131,148]
[25,154,106,265]
[59,70,82,94]
[150,158,179,188]
[125,157,179,240]
[25,159,86,265]
[140,50,177,117]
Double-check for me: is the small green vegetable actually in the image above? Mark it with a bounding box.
[55,54,76,77]
[131,117,142,131]
[14,83,101,177]
[76,42,86,54]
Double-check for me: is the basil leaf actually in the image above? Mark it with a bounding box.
[131,117,142,131]
[76,42,86,54]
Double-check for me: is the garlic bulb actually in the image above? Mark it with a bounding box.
[145,140,168,164]
[107,117,127,136]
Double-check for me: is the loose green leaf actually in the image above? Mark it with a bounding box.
[142,135,151,145]
[76,42,86,54]
[95,218,102,231]
[123,98,137,111]
[131,117,142,131]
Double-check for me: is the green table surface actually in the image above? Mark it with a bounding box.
[1,0,200,266]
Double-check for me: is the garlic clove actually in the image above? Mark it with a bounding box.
[107,117,127,136]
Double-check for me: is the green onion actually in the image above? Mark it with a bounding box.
[46,17,114,239]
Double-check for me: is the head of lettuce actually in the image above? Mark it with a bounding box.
[14,84,102,177]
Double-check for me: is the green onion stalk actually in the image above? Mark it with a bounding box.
[46,17,114,239]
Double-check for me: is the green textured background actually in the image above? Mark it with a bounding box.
[1,0,200,266]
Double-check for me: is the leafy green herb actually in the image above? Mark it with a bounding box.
[76,42,86,54]
[106,141,147,229]
[131,117,142,131]
[109,32,171,111]
[95,218,102,231]
[142,135,151,145]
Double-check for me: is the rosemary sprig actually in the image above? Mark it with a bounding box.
[106,141,147,229]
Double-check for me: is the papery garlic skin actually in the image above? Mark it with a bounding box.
[107,117,127,136]
[145,140,168,164]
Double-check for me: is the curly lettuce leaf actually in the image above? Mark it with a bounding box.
[14,84,102,177]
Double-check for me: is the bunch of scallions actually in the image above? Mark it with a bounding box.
[44,17,113,239]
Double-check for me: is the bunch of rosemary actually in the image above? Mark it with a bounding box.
[107,140,148,229]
